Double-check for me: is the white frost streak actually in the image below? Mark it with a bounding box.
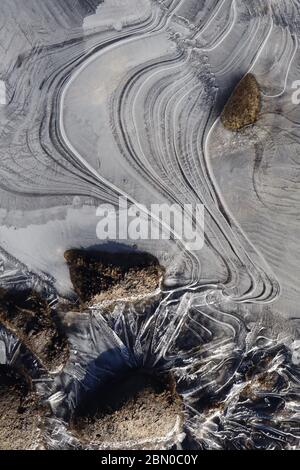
[0,80,6,105]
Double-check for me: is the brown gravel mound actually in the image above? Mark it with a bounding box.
[64,249,164,305]
[0,365,40,450]
[0,289,69,370]
[72,372,183,448]
[221,74,261,131]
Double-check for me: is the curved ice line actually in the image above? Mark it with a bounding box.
[204,117,280,303]
[260,33,298,99]
[59,15,201,260]
[194,0,228,39]
[248,12,274,74]
[215,16,265,78]
[200,0,237,53]
[131,52,192,181]
[168,0,187,19]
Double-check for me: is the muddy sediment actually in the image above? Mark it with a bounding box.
[72,372,183,448]
[221,74,261,131]
[0,289,69,370]
[64,249,164,305]
[0,365,41,450]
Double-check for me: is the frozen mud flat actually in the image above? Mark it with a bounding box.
[0,288,69,370]
[71,372,183,450]
[0,0,299,450]
[64,248,163,305]
[0,365,41,450]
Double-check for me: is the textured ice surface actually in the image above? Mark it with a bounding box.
[0,0,299,450]
[0,82,6,106]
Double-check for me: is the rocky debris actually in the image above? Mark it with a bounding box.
[64,249,164,305]
[0,289,69,370]
[72,372,183,448]
[221,74,261,131]
[0,365,41,450]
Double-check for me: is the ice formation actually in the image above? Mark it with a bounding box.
[0,0,299,450]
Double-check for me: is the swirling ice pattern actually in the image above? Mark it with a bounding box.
[0,0,299,450]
